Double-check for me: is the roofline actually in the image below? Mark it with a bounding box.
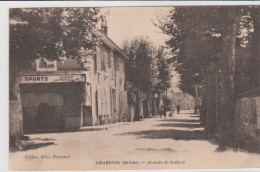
[100,32,129,60]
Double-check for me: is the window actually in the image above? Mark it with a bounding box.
[108,52,112,68]
[101,51,108,73]
[115,57,119,71]
[104,52,108,73]
[106,88,110,114]
[96,47,101,73]
[101,51,105,71]
[94,52,97,72]
[111,55,115,79]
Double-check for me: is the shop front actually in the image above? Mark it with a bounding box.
[19,73,89,132]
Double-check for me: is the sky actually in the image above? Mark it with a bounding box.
[101,7,180,92]
[101,7,172,48]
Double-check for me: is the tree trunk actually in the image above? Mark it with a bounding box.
[9,67,23,140]
[218,7,238,149]
[151,93,157,116]
[249,7,260,88]
[134,92,141,121]
[194,84,199,114]
[205,64,217,133]
[200,74,208,126]
[138,89,144,119]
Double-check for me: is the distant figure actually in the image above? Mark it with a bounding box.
[169,106,174,118]
[162,98,170,118]
[160,104,164,118]
[177,104,180,114]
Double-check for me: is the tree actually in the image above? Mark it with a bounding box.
[247,6,260,89]
[9,8,103,138]
[154,47,172,93]
[123,36,159,118]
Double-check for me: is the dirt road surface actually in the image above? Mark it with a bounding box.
[9,110,260,170]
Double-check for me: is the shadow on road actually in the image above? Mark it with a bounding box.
[31,138,56,141]
[118,129,214,141]
[160,119,200,123]
[155,123,201,129]
[9,137,56,152]
[136,148,177,152]
[190,115,200,118]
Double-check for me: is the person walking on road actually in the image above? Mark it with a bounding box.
[160,104,164,118]
[162,97,170,118]
[177,104,180,114]
[169,106,174,118]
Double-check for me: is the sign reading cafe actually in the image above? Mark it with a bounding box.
[19,74,86,84]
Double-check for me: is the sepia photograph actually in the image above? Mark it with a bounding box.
[8,3,260,171]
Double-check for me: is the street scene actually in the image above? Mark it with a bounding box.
[9,6,260,170]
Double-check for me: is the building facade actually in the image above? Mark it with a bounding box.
[167,91,195,110]
[16,31,128,133]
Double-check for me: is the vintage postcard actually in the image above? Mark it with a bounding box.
[8,3,260,171]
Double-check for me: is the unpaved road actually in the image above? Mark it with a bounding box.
[9,110,260,170]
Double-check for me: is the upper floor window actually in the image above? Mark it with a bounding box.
[95,47,101,73]
[101,51,108,73]
[108,52,112,68]
[115,56,119,71]
[111,54,115,79]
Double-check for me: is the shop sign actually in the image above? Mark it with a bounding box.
[19,74,86,83]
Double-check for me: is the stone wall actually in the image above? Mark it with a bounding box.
[235,96,260,152]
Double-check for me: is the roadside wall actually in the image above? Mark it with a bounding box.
[235,96,260,152]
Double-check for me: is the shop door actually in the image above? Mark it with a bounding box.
[37,103,53,129]
[82,106,92,126]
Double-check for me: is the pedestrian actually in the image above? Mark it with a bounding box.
[160,104,164,118]
[177,104,180,114]
[169,106,174,118]
[162,97,170,118]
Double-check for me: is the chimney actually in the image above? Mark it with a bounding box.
[101,20,108,35]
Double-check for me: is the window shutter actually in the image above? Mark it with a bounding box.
[104,52,108,72]
[101,51,105,71]
[111,56,114,78]
[106,88,110,114]
[102,88,106,114]
[108,52,112,68]
[121,73,125,89]
[97,86,102,115]
[115,57,119,71]
[96,47,101,73]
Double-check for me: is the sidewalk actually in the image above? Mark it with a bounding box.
[79,121,128,131]
[13,122,129,151]
[24,121,129,134]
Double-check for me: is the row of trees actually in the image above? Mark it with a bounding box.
[158,6,260,149]
[122,36,172,119]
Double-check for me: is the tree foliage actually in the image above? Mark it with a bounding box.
[123,36,159,92]
[10,8,103,69]
[123,37,172,105]
[154,46,172,92]
[158,6,260,96]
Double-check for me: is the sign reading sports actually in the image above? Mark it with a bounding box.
[19,74,86,83]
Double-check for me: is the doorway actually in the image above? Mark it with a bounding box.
[36,103,53,129]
